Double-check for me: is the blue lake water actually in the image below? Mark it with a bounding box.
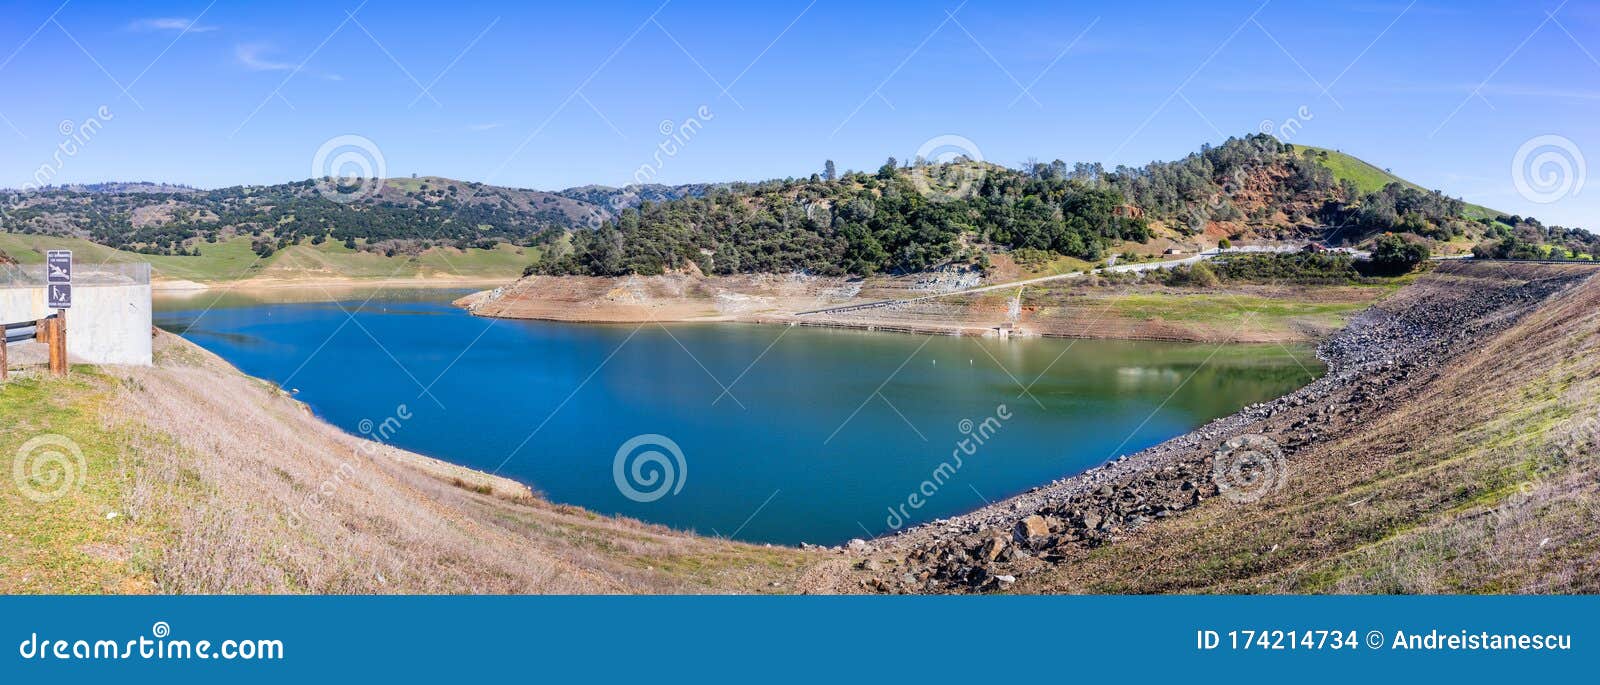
[154,288,1321,545]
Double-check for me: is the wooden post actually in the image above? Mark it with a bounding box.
[55,309,67,376]
[48,312,67,377]
[43,318,58,376]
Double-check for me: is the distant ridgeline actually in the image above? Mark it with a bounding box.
[0,178,700,259]
[2,134,1594,273]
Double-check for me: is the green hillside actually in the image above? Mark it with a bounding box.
[1297,145,1501,220]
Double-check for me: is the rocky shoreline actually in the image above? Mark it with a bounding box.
[852,262,1598,593]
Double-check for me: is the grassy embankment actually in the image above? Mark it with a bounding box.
[0,232,532,285]
[0,370,168,593]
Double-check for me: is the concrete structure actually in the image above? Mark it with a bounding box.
[0,263,153,366]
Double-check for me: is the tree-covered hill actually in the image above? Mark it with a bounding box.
[0,175,687,259]
[541,134,1598,277]
[539,158,1151,277]
[4,134,1592,275]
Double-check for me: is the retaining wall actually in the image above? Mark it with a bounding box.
[0,264,153,366]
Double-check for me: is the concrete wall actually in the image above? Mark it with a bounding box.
[0,283,153,366]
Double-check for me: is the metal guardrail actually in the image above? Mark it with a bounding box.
[1466,258,1600,265]
[3,313,55,344]
[1,312,58,379]
[4,325,39,344]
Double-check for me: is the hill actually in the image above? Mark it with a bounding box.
[537,135,1596,278]
[1297,145,1407,194]
[1297,145,1502,220]
[0,176,712,285]
[0,232,535,286]
[4,134,1593,285]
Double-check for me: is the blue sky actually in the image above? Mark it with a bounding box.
[1,0,1597,227]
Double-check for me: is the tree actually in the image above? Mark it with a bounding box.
[1367,233,1429,275]
[824,159,837,181]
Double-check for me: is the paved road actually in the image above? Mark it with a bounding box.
[795,245,1313,316]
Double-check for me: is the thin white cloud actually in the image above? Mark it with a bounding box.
[130,17,218,33]
[235,43,340,80]
[466,122,505,131]
[235,43,293,71]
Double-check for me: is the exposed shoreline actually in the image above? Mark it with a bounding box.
[455,272,1382,344]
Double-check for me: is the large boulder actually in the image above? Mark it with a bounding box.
[1015,515,1051,541]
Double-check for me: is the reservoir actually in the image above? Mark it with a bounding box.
[155,288,1321,545]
